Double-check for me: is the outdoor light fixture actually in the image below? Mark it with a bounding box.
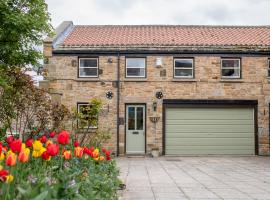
[152,102,157,112]
[108,57,113,63]
[106,91,113,99]
[155,91,163,99]
[156,57,162,67]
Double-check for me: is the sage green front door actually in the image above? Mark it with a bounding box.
[126,105,145,154]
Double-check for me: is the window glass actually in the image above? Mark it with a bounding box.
[128,107,135,130]
[136,107,144,130]
[79,58,98,77]
[221,59,240,78]
[174,59,193,78]
[126,58,145,77]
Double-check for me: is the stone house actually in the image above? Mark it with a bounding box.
[42,21,270,156]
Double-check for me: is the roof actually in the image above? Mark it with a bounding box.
[59,25,270,48]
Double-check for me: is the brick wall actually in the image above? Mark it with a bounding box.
[43,45,270,155]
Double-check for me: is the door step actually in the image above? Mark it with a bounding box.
[126,154,145,158]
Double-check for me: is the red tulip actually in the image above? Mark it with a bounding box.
[6,136,14,144]
[63,150,72,160]
[83,147,93,156]
[39,135,47,143]
[49,131,56,138]
[9,139,22,153]
[73,140,79,147]
[46,144,59,156]
[74,147,83,158]
[106,156,111,161]
[6,153,17,166]
[0,169,9,182]
[41,151,51,161]
[57,130,70,145]
[25,139,33,147]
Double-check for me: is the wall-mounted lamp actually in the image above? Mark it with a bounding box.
[156,57,162,67]
[108,57,113,63]
[152,102,157,112]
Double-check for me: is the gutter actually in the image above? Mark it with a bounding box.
[116,52,120,156]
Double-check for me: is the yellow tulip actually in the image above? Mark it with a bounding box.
[33,140,43,151]
[0,153,5,161]
[6,175,14,183]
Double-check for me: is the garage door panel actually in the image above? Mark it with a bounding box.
[167,109,253,120]
[167,119,253,125]
[166,148,254,155]
[166,132,254,138]
[166,124,253,133]
[165,107,255,155]
[166,138,254,146]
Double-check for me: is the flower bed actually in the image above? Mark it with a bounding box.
[0,131,120,199]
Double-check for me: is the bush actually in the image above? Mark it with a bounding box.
[0,130,120,199]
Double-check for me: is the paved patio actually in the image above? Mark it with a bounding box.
[117,156,270,200]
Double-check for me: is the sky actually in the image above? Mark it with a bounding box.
[45,0,270,28]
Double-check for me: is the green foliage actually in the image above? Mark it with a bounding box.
[0,0,53,67]
[72,98,112,146]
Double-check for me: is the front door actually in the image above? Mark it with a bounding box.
[126,105,145,154]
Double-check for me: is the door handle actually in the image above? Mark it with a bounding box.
[132,131,139,134]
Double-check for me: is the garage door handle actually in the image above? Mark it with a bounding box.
[133,131,139,134]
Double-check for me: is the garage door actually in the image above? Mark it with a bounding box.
[165,107,255,155]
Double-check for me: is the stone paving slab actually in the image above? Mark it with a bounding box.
[117,156,270,200]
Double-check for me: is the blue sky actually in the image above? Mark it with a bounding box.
[45,0,270,27]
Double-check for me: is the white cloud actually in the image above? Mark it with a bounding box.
[45,0,270,27]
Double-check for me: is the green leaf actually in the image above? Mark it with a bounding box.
[31,191,48,200]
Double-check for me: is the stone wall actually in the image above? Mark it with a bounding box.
[43,45,270,155]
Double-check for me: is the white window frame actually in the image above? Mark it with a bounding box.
[78,58,99,78]
[174,58,194,78]
[126,58,146,78]
[221,58,241,79]
[267,59,270,79]
[77,103,98,129]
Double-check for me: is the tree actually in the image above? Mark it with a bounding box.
[0,0,53,68]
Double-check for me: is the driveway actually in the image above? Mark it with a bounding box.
[117,156,270,200]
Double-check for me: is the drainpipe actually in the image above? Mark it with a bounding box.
[116,52,120,156]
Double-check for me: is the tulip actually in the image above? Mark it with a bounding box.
[33,140,43,151]
[92,148,99,158]
[63,150,72,160]
[6,153,17,166]
[74,147,83,158]
[0,153,5,161]
[41,151,51,161]
[6,136,14,144]
[47,144,59,156]
[57,130,70,145]
[25,138,33,147]
[32,147,46,158]
[99,156,105,161]
[0,168,9,182]
[18,148,30,163]
[39,135,47,143]
[46,140,53,147]
[73,140,79,147]
[5,175,14,183]
[9,139,22,153]
[49,131,56,138]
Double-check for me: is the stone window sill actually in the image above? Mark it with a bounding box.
[172,78,197,82]
[123,78,147,82]
[220,79,244,83]
[76,78,100,82]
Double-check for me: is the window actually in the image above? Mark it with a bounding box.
[77,103,98,129]
[221,58,241,78]
[79,58,98,77]
[174,59,194,78]
[268,59,270,78]
[126,58,146,78]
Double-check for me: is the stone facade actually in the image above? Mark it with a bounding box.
[42,43,270,155]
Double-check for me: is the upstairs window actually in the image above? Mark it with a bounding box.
[268,59,270,78]
[79,58,98,77]
[174,58,194,78]
[221,58,241,78]
[126,58,146,78]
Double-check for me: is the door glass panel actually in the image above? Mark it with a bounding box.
[128,107,135,130]
[136,107,144,130]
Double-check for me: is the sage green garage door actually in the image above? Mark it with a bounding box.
[165,107,255,155]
